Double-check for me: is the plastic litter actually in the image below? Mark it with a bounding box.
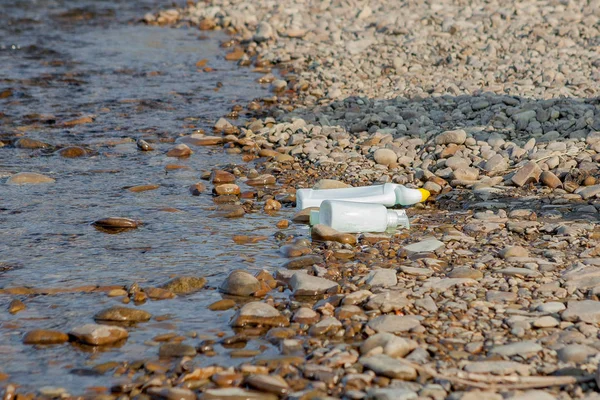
[309,200,410,233]
[296,183,429,210]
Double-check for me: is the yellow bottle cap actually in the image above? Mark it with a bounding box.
[417,188,430,202]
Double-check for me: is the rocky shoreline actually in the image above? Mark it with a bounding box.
[4,0,600,399]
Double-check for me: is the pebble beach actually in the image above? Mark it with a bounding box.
[2,0,600,399]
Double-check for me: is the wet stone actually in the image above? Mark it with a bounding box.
[23,330,69,345]
[166,143,192,157]
[367,388,417,400]
[6,172,55,185]
[93,217,140,230]
[213,183,241,195]
[159,343,196,358]
[94,306,152,323]
[311,224,357,245]
[57,146,87,158]
[231,302,289,328]
[14,137,49,149]
[245,374,289,396]
[292,307,320,325]
[220,270,261,296]
[211,170,236,184]
[144,287,176,300]
[159,276,206,294]
[147,387,196,400]
[189,182,206,195]
[209,299,236,311]
[212,372,244,387]
[8,299,26,314]
[201,388,278,400]
[69,324,128,346]
[282,255,324,270]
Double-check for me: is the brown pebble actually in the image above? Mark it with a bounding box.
[165,164,190,171]
[93,217,140,230]
[211,372,244,387]
[56,146,87,158]
[23,330,69,345]
[264,199,282,211]
[8,299,26,314]
[128,184,160,193]
[225,48,245,61]
[189,182,206,196]
[144,287,176,300]
[107,289,128,297]
[276,220,289,229]
[208,299,236,311]
[211,170,236,184]
[166,144,192,158]
[61,115,94,127]
[213,184,241,196]
[232,235,268,244]
[584,176,596,186]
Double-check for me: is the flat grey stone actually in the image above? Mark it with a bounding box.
[290,273,339,296]
[536,302,566,313]
[359,354,417,380]
[489,341,542,357]
[421,277,476,291]
[367,315,420,334]
[556,344,597,363]
[562,300,600,324]
[365,291,411,313]
[365,269,397,288]
[464,361,531,375]
[367,388,417,400]
[506,390,557,400]
[403,238,444,254]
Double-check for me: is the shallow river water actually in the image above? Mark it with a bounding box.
[0,0,294,392]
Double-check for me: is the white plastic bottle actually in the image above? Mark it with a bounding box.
[311,200,410,233]
[296,183,429,210]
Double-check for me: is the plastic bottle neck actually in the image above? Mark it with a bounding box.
[386,210,410,230]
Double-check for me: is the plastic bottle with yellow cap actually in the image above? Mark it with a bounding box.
[295,183,429,210]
